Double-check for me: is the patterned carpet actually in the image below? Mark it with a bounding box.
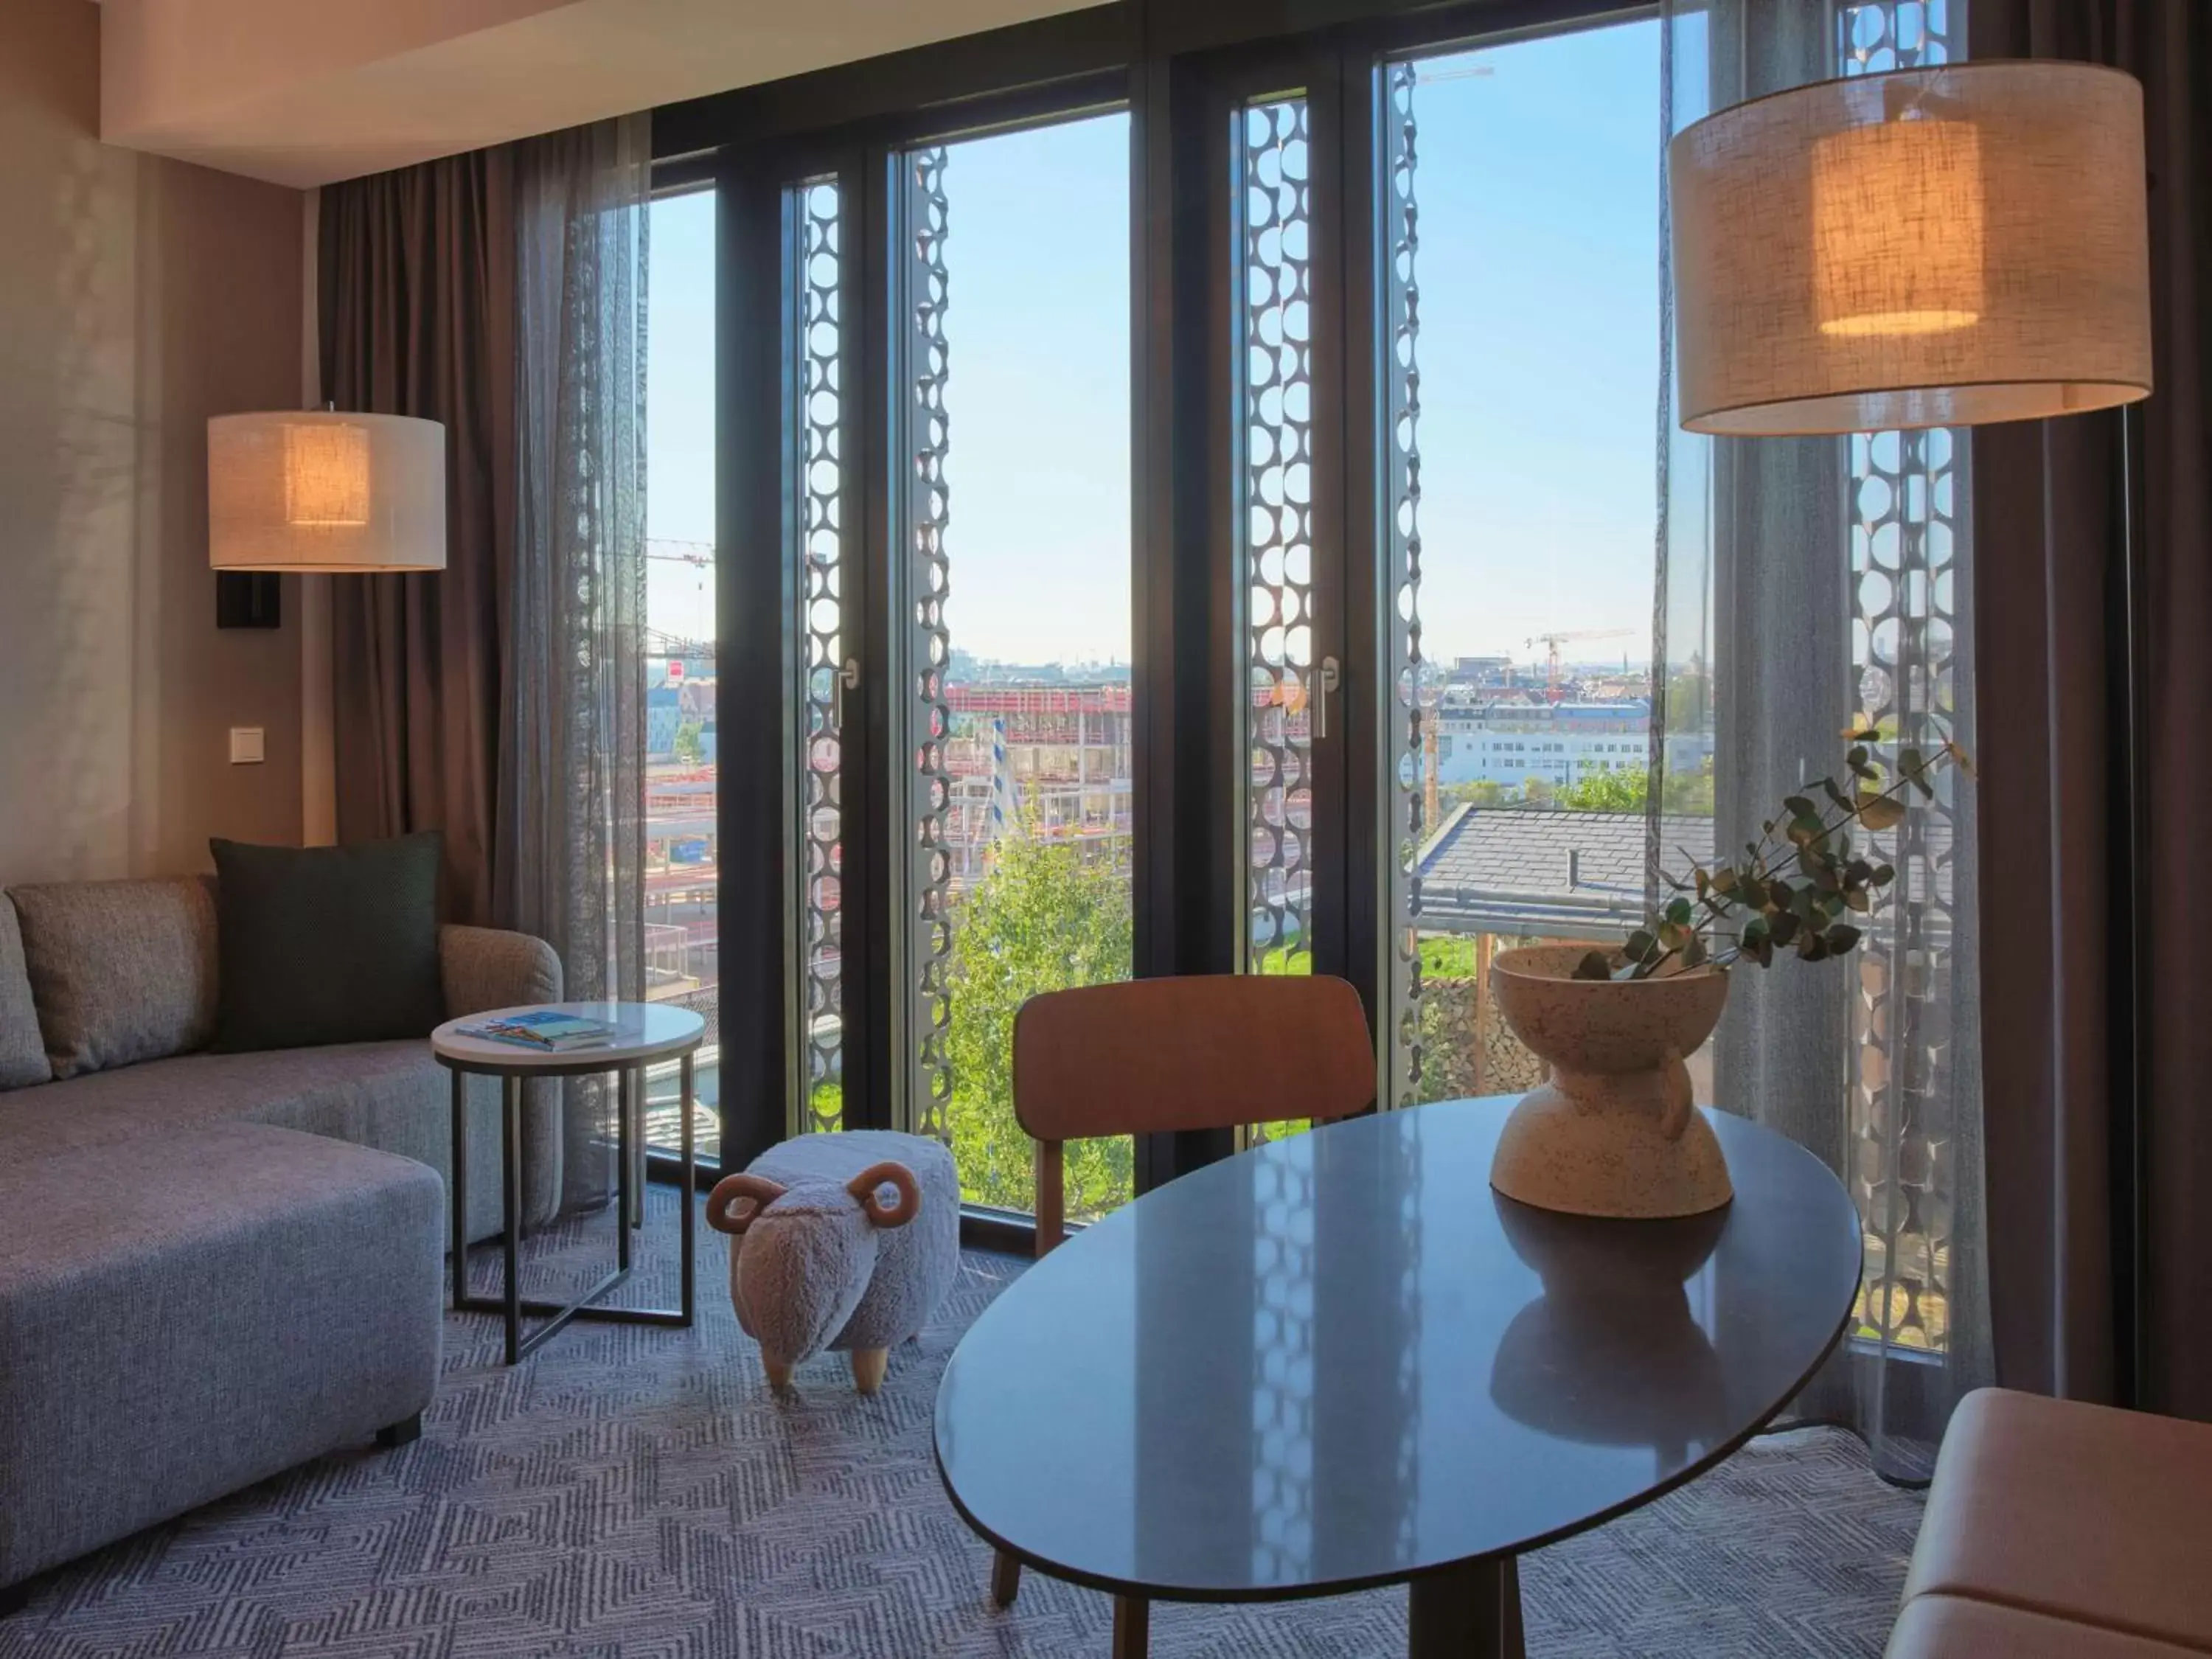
[0,1186,1922,1658]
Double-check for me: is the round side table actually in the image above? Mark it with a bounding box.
[432,1001,705,1363]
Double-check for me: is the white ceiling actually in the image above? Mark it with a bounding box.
[100,0,1107,189]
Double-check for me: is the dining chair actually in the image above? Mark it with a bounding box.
[991,972,1377,1656]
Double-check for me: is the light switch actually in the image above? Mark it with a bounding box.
[229,727,266,765]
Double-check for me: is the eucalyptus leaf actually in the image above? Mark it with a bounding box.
[1856,791,1907,831]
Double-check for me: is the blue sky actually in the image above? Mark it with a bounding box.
[1413,21,1661,667]
[644,188,717,643]
[646,17,1666,669]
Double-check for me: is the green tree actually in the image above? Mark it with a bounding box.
[942,832,1134,1218]
[673,720,703,764]
[1444,777,1520,810]
[1556,768,1648,813]
[1418,935,1483,978]
[1662,754,1716,815]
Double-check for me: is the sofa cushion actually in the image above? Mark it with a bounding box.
[0,1120,442,1588]
[0,1043,563,1235]
[0,1040,450,1162]
[1889,1594,2207,1659]
[1905,1388,2212,1651]
[0,899,50,1091]
[209,832,445,1052]
[8,877,217,1079]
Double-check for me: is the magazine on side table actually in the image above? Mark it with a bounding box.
[453,1009,616,1053]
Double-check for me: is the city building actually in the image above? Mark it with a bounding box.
[942,681,1133,883]
[1430,695,1711,790]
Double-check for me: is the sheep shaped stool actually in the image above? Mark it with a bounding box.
[705,1130,959,1394]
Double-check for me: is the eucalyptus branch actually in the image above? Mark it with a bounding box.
[1572,728,1968,984]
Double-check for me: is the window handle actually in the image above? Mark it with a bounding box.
[832,658,860,730]
[1314,655,1342,742]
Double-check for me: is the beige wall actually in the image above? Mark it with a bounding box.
[0,0,305,887]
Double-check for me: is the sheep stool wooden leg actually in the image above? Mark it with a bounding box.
[849,1347,889,1394]
[762,1354,793,1392]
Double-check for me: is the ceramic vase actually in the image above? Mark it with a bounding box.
[1486,944,1733,1218]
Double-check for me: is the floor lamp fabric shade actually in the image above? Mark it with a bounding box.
[209,411,447,572]
[1671,61,2152,436]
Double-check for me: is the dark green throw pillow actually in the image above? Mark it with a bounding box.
[209,832,446,1052]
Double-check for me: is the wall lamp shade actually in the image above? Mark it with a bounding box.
[208,411,446,572]
[1669,61,2152,437]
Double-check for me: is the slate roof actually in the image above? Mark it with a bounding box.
[1413,807,1716,937]
[1413,804,1957,940]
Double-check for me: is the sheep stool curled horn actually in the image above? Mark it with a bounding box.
[705,1130,960,1394]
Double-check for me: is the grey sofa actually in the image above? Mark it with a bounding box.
[0,875,567,1236]
[0,874,563,1601]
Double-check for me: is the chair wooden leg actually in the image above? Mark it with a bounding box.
[990,1549,1022,1608]
[1111,1593,1150,1659]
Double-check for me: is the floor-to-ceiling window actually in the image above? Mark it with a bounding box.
[891,114,1136,1220]
[642,184,720,1160]
[656,6,1978,1368]
[1377,21,1685,1111]
[703,102,1138,1222]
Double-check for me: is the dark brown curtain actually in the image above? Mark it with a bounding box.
[319,153,518,926]
[1970,0,2212,1419]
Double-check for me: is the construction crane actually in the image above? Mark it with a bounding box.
[1525,628,1635,699]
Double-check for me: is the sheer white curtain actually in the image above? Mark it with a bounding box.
[1655,0,1989,1481]
[503,113,651,1213]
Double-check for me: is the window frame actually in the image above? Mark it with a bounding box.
[647,0,1661,1246]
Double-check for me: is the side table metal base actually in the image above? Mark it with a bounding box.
[448,1051,698,1365]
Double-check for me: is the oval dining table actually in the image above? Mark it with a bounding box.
[933,1095,1864,1658]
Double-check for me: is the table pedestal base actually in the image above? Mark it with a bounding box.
[1408,1555,1524,1659]
[1111,1593,1148,1659]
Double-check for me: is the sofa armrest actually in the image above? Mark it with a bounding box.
[439,925,562,1019]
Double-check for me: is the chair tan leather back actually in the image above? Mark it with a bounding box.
[1012,973,1376,1144]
